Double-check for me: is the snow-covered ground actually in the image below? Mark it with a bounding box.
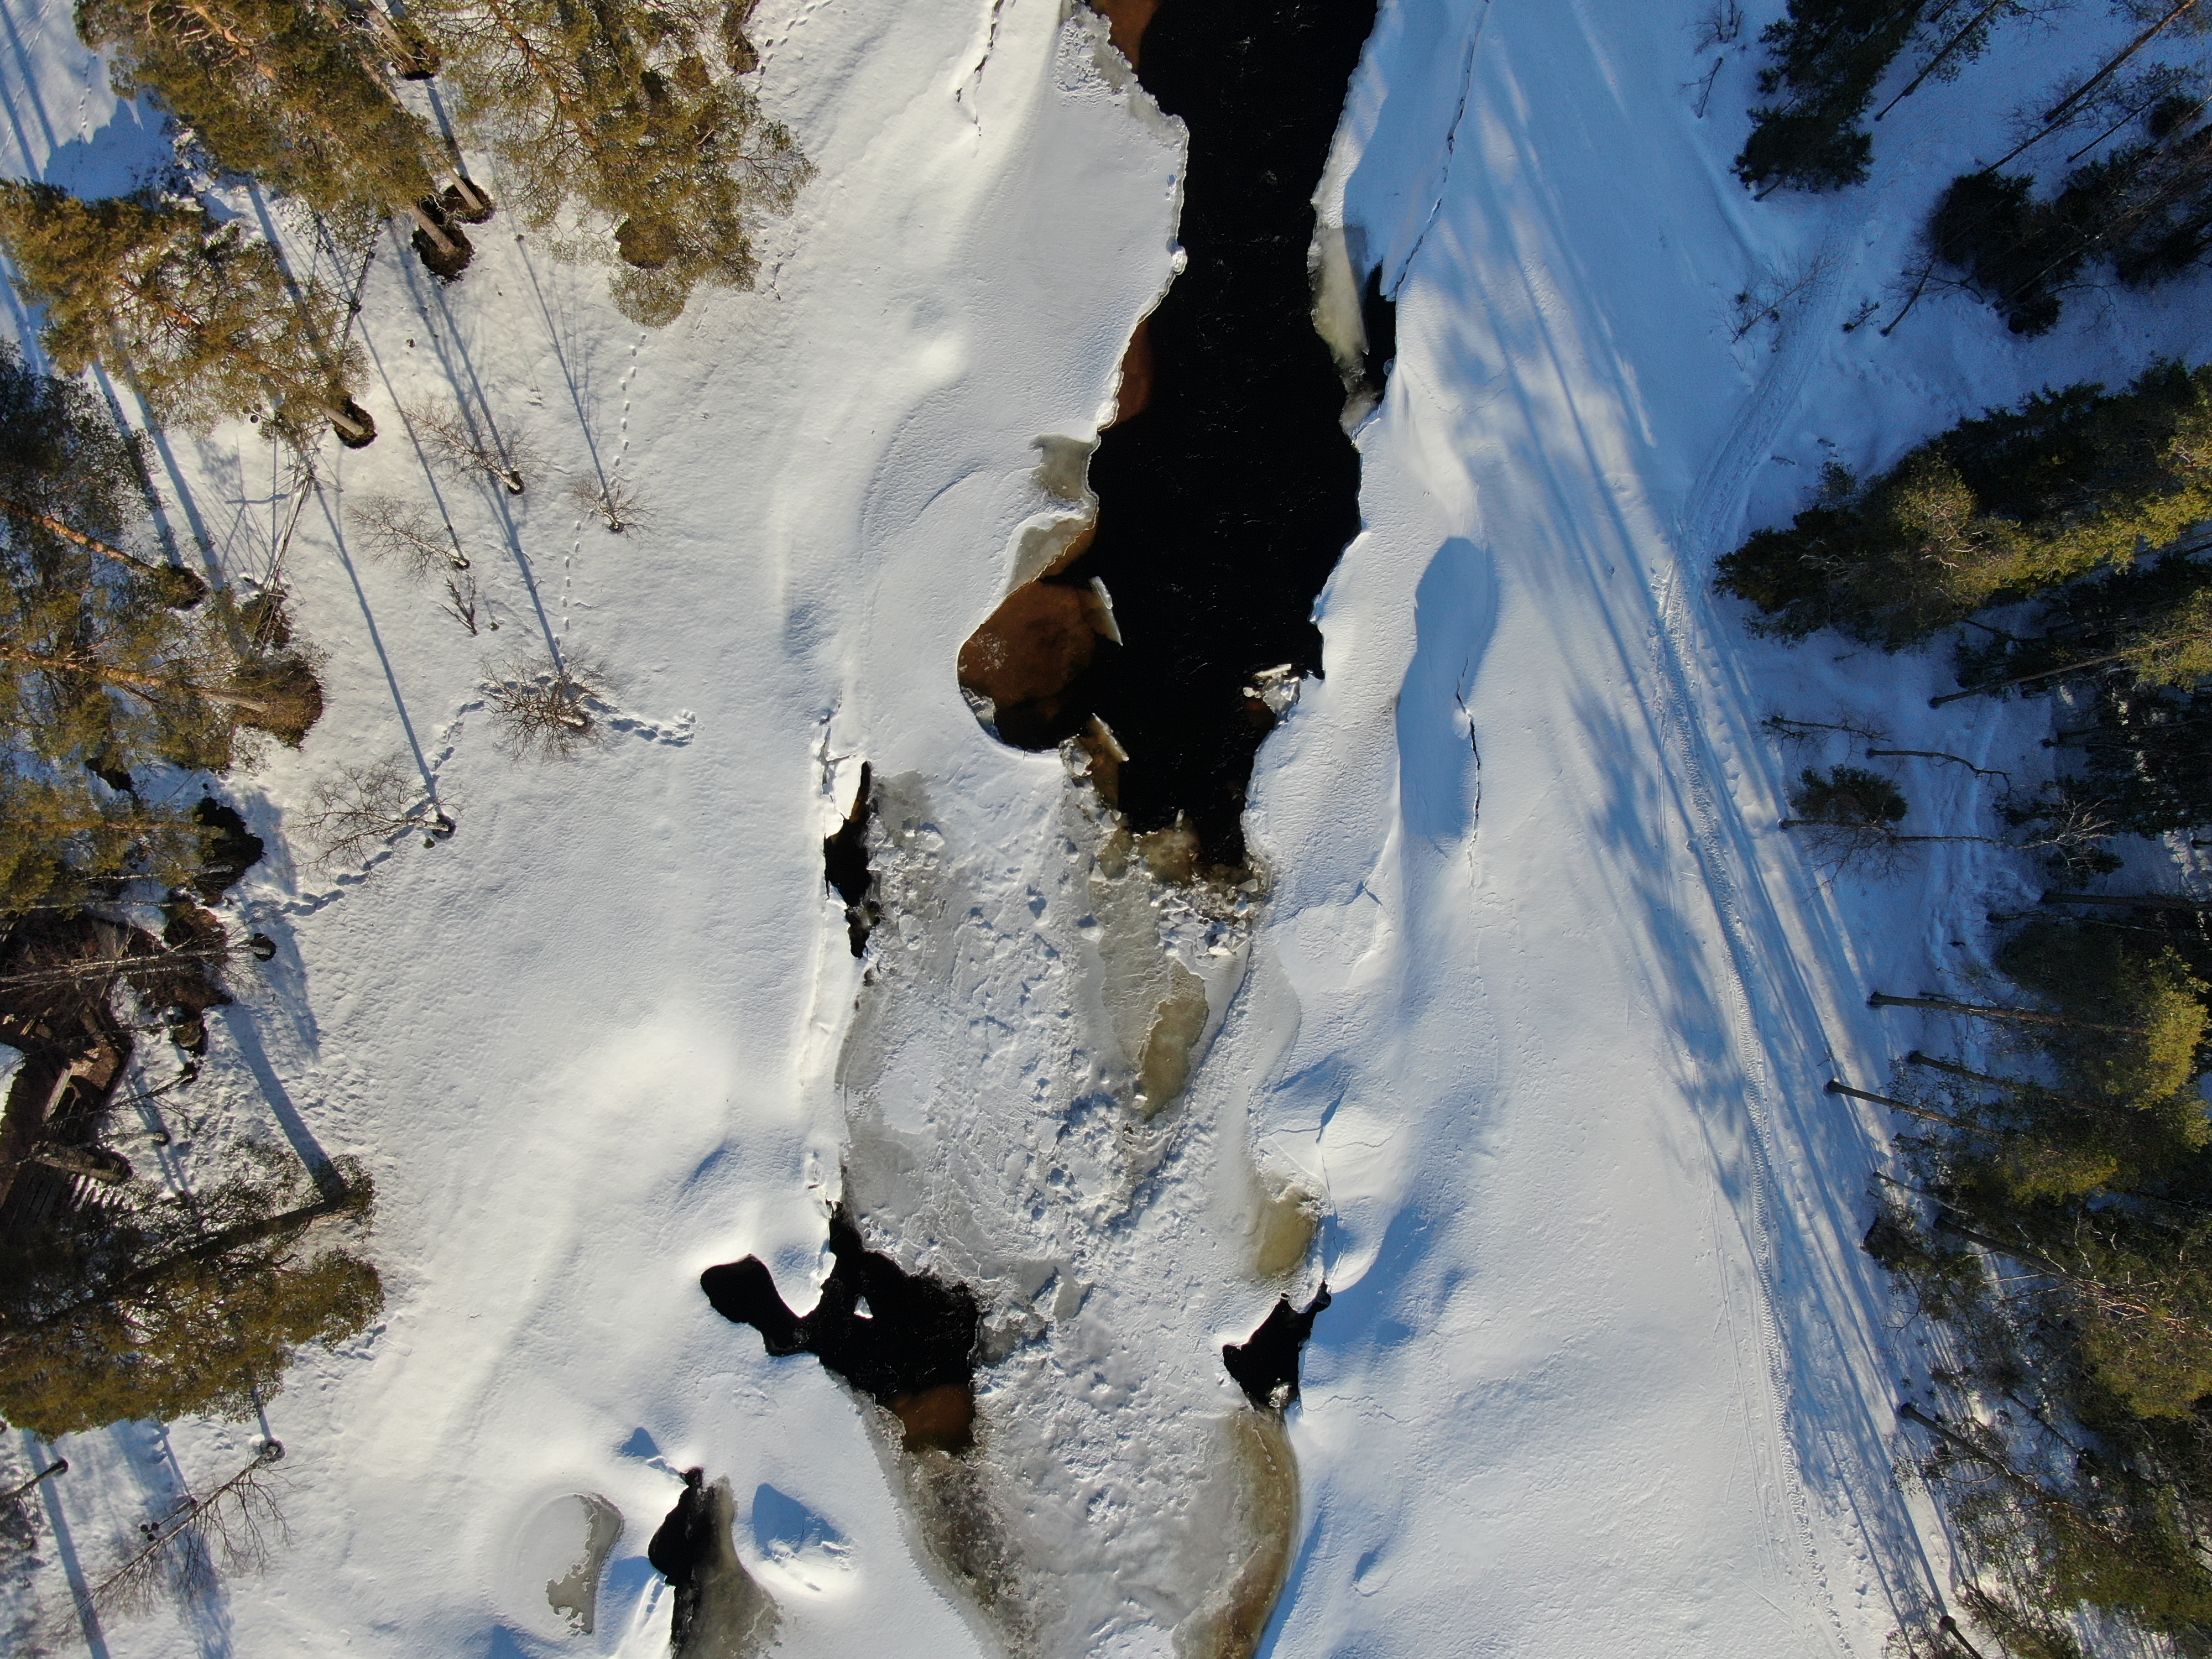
[6,0,2212,1654]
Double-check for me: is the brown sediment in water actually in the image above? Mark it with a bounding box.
[956,578,1118,748]
[1134,820,1201,884]
[1174,1413,1299,1659]
[958,582,1106,711]
[953,310,1145,747]
[1035,518,1097,581]
[953,145,1155,770]
[1088,0,1159,67]
[890,1381,977,1453]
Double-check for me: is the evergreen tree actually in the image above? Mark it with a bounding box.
[0,182,373,445]
[1736,0,1932,194]
[1962,920,2208,1102]
[0,1156,381,1435]
[0,336,201,606]
[411,0,807,323]
[0,337,330,913]
[75,0,474,266]
[1930,102,2212,333]
[2050,682,2212,838]
[0,340,254,913]
[1718,362,2212,645]
[1946,548,2212,702]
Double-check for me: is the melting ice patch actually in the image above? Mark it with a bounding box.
[495,1490,624,1638]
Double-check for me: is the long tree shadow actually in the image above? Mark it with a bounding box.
[513,236,616,496]
[357,321,474,567]
[389,229,564,663]
[19,1427,111,1658]
[312,480,447,810]
[213,1004,345,1202]
[0,3,64,176]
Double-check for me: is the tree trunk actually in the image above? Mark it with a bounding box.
[406,201,460,259]
[1867,990,2147,1034]
[129,283,370,447]
[1825,1078,1957,1123]
[1904,1051,2140,1120]
[364,5,439,76]
[1931,644,2144,706]
[2043,890,2212,910]
[0,645,278,718]
[1876,0,2012,119]
[322,400,375,445]
[0,1186,363,1351]
[0,495,161,577]
[1866,747,2006,777]
[438,173,493,219]
[0,1459,65,1503]
[1976,0,2206,173]
[2041,0,2203,123]
[1937,1613,1991,1659]
[1905,1049,2015,1087]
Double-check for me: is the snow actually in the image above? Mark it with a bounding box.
[4,0,2211,1653]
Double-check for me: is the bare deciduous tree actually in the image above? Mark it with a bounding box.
[0,1457,63,1551]
[568,469,652,535]
[1730,251,1838,342]
[400,397,541,494]
[297,754,451,867]
[483,650,606,760]
[1764,711,1891,744]
[82,1442,285,1621]
[346,491,468,578]
[440,572,492,636]
[1691,0,1743,54]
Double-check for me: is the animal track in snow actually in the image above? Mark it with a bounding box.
[591,697,696,748]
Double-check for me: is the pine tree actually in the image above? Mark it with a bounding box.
[410,0,807,323]
[1944,548,2212,702]
[0,335,204,612]
[1718,362,2212,645]
[1929,105,2212,333]
[2051,682,2212,837]
[0,340,255,912]
[0,775,201,915]
[75,0,473,265]
[0,341,330,913]
[0,182,373,446]
[0,1157,381,1435]
[1882,920,2209,1103]
[1736,0,1932,194]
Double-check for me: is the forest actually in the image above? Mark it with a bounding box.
[1724,4,2212,1649]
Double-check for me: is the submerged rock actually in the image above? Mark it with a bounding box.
[647,1469,778,1658]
